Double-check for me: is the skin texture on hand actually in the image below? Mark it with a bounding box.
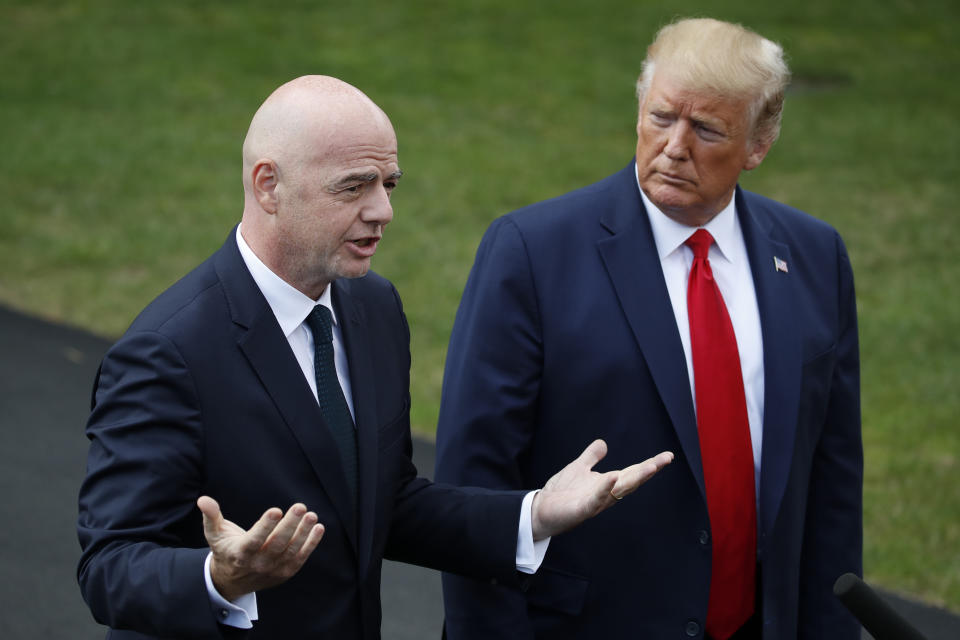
[197,496,326,602]
[531,440,674,541]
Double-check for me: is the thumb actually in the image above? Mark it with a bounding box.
[197,495,222,537]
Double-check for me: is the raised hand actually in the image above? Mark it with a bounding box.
[531,440,673,541]
[197,496,325,601]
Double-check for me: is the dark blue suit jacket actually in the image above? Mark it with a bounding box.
[78,229,524,639]
[435,162,863,639]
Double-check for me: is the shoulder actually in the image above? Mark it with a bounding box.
[740,189,840,240]
[124,253,226,338]
[738,187,852,270]
[502,163,635,235]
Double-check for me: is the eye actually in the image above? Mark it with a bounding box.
[649,112,672,126]
[696,124,724,141]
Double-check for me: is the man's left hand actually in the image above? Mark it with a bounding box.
[531,439,673,541]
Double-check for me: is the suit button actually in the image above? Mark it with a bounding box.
[685,619,701,636]
[698,530,710,545]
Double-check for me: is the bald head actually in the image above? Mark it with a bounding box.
[241,75,393,198]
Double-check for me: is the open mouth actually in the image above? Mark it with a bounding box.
[347,237,381,255]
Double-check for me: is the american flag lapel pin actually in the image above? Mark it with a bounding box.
[774,256,789,273]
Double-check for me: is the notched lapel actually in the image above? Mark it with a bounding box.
[596,167,705,499]
[736,190,802,539]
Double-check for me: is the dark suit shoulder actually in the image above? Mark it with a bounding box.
[123,252,225,338]
[500,162,635,235]
[739,188,841,241]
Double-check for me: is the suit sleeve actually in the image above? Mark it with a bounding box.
[434,217,542,639]
[798,233,863,639]
[77,330,231,639]
[379,281,526,585]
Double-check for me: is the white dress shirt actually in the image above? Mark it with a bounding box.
[205,226,546,628]
[636,174,766,494]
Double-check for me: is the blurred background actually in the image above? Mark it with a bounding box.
[1,0,957,622]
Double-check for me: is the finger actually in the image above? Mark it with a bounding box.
[610,451,674,499]
[592,472,619,511]
[293,521,326,564]
[241,505,286,552]
[574,439,608,471]
[281,510,319,559]
[261,503,309,555]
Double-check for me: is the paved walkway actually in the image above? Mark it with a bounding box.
[0,303,955,639]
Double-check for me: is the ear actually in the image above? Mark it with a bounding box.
[251,159,280,214]
[743,138,773,171]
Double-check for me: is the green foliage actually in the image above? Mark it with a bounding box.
[1,0,957,609]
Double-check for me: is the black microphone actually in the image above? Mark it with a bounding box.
[833,573,927,640]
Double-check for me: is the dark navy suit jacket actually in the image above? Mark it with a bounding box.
[435,162,863,639]
[78,229,524,639]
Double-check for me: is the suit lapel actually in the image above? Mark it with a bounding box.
[596,165,705,499]
[214,231,359,552]
[736,189,802,538]
[332,279,380,576]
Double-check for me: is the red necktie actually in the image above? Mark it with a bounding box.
[685,229,757,640]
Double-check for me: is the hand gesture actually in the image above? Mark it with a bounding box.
[531,440,673,540]
[197,496,325,601]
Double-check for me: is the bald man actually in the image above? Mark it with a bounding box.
[76,76,672,640]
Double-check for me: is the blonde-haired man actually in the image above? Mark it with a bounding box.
[437,18,862,640]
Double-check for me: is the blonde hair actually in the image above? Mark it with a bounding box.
[636,18,790,146]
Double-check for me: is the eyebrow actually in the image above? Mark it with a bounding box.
[332,170,404,189]
[333,172,378,189]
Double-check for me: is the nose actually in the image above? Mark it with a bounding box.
[362,184,394,227]
[663,121,692,161]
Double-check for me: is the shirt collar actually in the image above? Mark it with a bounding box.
[635,167,742,266]
[235,225,338,338]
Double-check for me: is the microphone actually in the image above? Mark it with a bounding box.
[833,573,927,640]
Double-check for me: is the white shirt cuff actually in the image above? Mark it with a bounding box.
[204,551,258,628]
[516,490,550,574]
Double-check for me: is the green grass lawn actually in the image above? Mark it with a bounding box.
[2,0,957,610]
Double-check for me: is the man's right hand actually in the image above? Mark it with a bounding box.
[197,496,325,602]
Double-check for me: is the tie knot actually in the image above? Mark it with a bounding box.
[306,305,334,345]
[685,228,714,260]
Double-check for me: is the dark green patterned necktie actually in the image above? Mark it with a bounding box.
[306,304,358,506]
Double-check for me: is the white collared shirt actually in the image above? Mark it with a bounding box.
[235,226,356,419]
[636,175,765,493]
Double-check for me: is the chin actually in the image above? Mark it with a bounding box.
[650,192,695,214]
[340,265,372,280]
